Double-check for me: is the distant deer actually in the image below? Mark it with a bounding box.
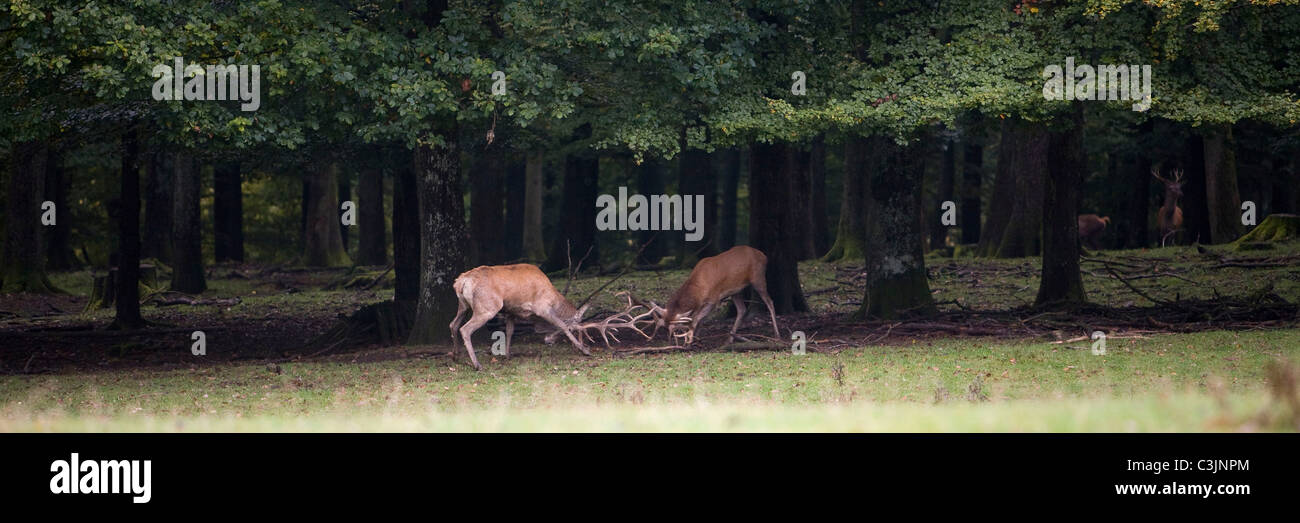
[1152,167,1184,247]
[630,246,780,346]
[1077,214,1110,250]
[449,264,650,370]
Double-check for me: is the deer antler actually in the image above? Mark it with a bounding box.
[1169,168,1184,183]
[573,292,657,348]
[1150,167,1167,183]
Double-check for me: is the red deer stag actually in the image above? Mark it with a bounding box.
[449,264,650,370]
[1078,214,1110,250]
[632,246,780,346]
[1152,167,1184,246]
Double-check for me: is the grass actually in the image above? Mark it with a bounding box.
[2,329,1296,432]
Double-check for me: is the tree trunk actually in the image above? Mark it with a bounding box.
[356,160,387,266]
[1203,124,1244,244]
[213,161,244,263]
[1272,149,1298,215]
[1181,135,1212,245]
[302,161,351,267]
[44,145,78,271]
[931,137,956,251]
[979,118,1047,258]
[111,129,145,329]
[338,171,351,251]
[170,153,206,293]
[716,148,741,251]
[858,138,934,320]
[960,134,983,245]
[392,153,419,303]
[748,143,809,314]
[406,131,466,345]
[545,126,600,272]
[1035,107,1087,307]
[1125,121,1153,247]
[823,137,869,262]
[636,157,668,265]
[522,150,547,262]
[2,140,55,293]
[678,144,717,263]
[143,151,173,262]
[809,135,830,257]
[470,144,506,266]
[503,157,525,261]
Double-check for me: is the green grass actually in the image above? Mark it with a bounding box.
[3,329,1296,432]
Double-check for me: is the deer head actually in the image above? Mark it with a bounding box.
[1152,167,1184,200]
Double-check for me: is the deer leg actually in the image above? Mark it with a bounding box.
[458,300,501,371]
[543,314,591,356]
[728,295,748,343]
[685,302,716,346]
[754,287,780,340]
[503,317,514,358]
[448,297,470,358]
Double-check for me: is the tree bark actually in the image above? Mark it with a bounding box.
[931,136,956,251]
[809,135,830,258]
[1181,135,1212,244]
[823,137,869,262]
[503,157,525,261]
[960,134,983,245]
[678,144,718,262]
[143,151,173,262]
[715,147,741,251]
[406,132,466,345]
[44,144,78,271]
[2,140,55,293]
[978,118,1047,258]
[858,138,935,320]
[522,150,547,262]
[545,126,600,272]
[1124,121,1153,247]
[749,143,809,314]
[302,161,352,267]
[213,161,244,263]
[392,153,419,303]
[1203,124,1244,243]
[356,159,388,266]
[1035,107,1087,307]
[170,153,206,293]
[111,130,145,329]
[469,144,506,266]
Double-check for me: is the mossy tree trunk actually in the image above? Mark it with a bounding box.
[1035,106,1087,308]
[302,161,352,267]
[170,153,206,294]
[978,117,1047,258]
[823,136,870,262]
[406,131,466,345]
[2,140,56,293]
[749,142,809,314]
[857,137,935,320]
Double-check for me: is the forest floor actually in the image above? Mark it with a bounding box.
[2,242,1299,431]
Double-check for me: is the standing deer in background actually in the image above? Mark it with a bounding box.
[1077,214,1110,250]
[1152,167,1185,247]
[633,246,780,346]
[449,264,591,370]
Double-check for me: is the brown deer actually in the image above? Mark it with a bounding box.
[633,246,780,346]
[1152,167,1185,246]
[449,264,651,370]
[449,264,591,370]
[1077,214,1110,250]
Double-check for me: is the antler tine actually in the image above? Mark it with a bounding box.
[1171,168,1184,182]
[1150,167,1167,183]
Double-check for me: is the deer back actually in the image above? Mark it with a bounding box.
[456,264,579,320]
